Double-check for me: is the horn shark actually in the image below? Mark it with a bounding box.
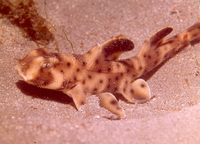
[16,21,200,119]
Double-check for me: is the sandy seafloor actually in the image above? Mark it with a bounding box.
[1,0,200,143]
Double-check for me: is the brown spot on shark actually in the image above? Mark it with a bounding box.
[16,21,200,119]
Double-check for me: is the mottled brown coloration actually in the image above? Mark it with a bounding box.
[16,22,200,119]
[0,0,54,45]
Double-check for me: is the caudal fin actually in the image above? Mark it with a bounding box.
[135,21,200,76]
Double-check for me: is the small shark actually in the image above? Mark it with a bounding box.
[16,21,200,119]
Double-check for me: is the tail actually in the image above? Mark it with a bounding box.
[135,21,200,77]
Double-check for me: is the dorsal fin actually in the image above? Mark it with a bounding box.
[150,27,173,47]
[138,27,173,56]
[101,35,134,60]
[86,35,134,61]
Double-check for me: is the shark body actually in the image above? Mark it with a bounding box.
[16,22,200,119]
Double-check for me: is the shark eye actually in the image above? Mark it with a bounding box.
[42,62,52,69]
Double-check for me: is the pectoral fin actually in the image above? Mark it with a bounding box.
[97,92,126,120]
[63,85,88,110]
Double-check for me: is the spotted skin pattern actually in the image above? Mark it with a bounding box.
[16,22,200,119]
